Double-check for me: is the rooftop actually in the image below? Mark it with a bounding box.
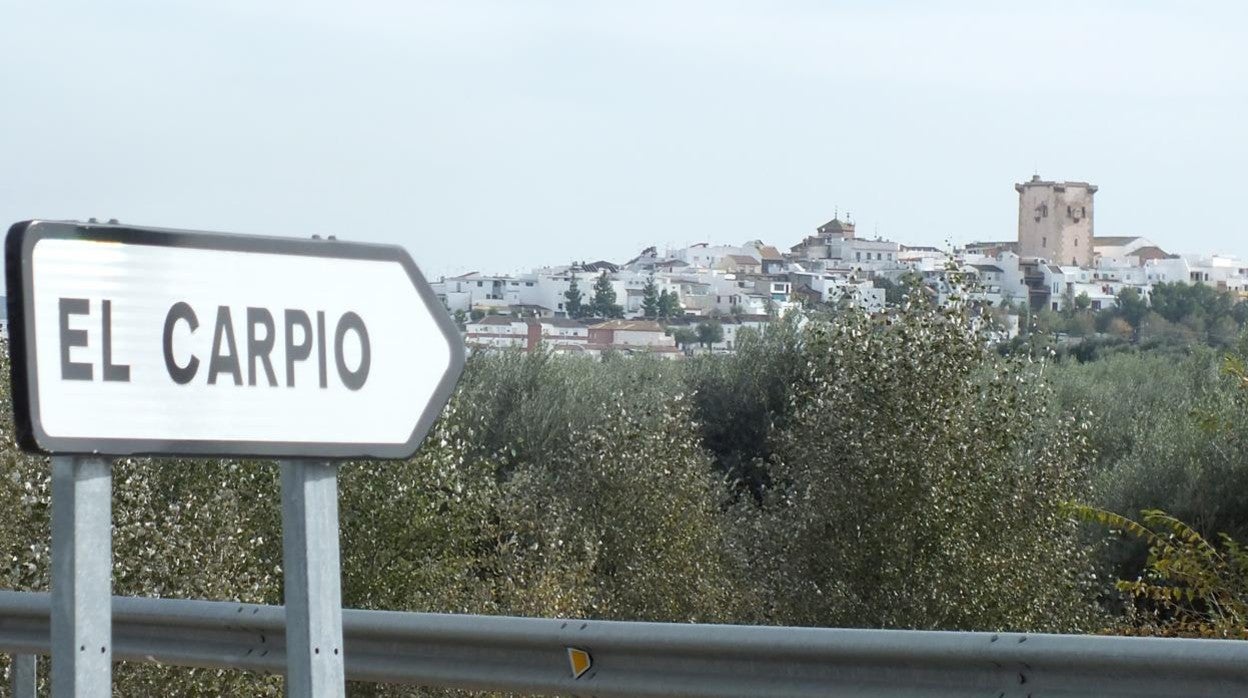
[538,317,587,329]
[589,320,666,332]
[756,245,784,261]
[1092,236,1143,247]
[470,315,521,326]
[1131,246,1177,260]
[1015,174,1098,193]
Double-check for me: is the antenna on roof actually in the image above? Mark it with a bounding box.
[834,206,838,220]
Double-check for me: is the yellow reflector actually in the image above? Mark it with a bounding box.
[567,647,592,679]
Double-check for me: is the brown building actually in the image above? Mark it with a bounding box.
[1016,175,1097,267]
[586,320,679,354]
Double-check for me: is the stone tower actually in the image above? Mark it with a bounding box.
[1016,175,1097,267]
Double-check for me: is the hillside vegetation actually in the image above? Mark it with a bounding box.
[1,295,1246,694]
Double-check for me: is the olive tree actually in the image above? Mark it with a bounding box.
[735,301,1101,632]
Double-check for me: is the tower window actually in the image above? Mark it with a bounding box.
[1042,236,1047,247]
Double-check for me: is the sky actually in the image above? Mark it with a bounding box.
[2,1,1246,279]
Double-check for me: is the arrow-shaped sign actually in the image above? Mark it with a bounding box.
[5,220,465,459]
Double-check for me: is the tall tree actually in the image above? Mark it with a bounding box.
[1116,287,1147,328]
[641,277,660,318]
[696,320,724,348]
[591,271,623,318]
[741,300,1098,631]
[672,327,698,350]
[564,276,584,318]
[658,289,681,319]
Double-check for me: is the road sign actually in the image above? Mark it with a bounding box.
[5,220,465,459]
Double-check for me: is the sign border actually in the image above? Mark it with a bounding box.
[5,220,466,460]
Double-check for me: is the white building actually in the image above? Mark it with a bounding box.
[464,316,529,349]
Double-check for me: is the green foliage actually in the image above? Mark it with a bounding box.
[1064,311,1096,338]
[657,289,680,319]
[589,271,623,319]
[6,298,1189,691]
[871,276,900,305]
[441,349,742,620]
[695,320,724,348]
[873,272,930,308]
[1150,282,1234,326]
[1006,284,1246,364]
[563,276,584,318]
[1069,504,1248,639]
[1034,307,1062,336]
[671,327,698,350]
[492,390,742,623]
[683,313,805,500]
[641,276,660,318]
[1050,343,1248,592]
[1117,287,1148,328]
[735,301,1100,632]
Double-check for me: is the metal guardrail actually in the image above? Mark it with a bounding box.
[1,590,1247,697]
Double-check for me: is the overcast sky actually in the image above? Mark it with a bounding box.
[3,1,1245,279]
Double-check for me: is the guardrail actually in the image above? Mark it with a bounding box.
[1,590,1247,696]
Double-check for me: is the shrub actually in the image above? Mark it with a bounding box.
[736,301,1100,632]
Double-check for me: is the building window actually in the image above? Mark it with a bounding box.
[476,281,483,287]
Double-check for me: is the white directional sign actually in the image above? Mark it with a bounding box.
[5,220,465,459]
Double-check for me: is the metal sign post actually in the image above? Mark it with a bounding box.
[281,460,345,697]
[11,654,37,698]
[6,220,465,698]
[49,456,111,698]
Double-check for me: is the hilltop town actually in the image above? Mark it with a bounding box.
[433,175,1247,356]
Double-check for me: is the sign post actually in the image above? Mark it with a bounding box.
[49,456,111,698]
[6,220,465,697]
[281,460,345,697]
[10,653,36,698]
